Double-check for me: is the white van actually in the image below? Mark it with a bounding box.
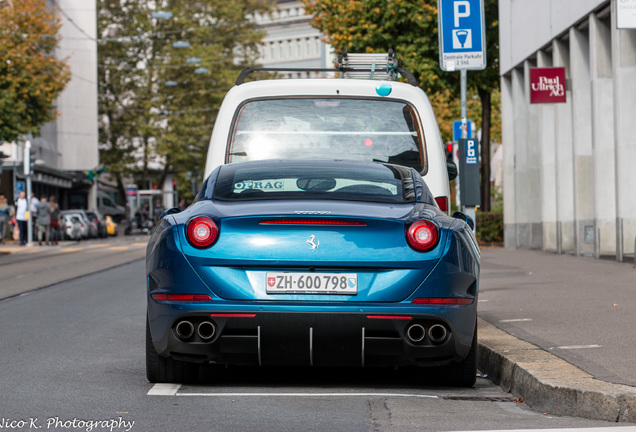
[204,52,455,213]
[96,190,126,222]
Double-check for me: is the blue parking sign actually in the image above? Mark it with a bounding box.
[438,0,486,71]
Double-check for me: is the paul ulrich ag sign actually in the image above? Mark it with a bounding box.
[529,67,566,104]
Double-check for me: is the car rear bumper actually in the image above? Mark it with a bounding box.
[148,308,476,368]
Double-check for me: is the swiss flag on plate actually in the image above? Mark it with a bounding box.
[267,277,276,287]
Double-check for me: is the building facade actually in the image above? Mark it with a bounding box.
[499,0,635,261]
[0,0,98,209]
[253,0,332,73]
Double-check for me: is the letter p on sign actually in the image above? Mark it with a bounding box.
[454,1,470,27]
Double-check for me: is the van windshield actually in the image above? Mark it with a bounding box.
[228,98,425,172]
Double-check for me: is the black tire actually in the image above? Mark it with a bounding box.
[146,317,199,383]
[441,321,477,387]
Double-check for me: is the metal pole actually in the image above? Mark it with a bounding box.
[24,140,33,245]
[460,69,476,228]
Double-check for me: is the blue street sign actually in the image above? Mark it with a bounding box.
[453,120,472,141]
[438,0,487,71]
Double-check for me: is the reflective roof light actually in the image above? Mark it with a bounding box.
[172,41,191,48]
[194,67,209,74]
[186,57,202,64]
[165,80,178,86]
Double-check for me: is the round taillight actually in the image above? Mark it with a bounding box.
[407,220,439,252]
[186,217,218,248]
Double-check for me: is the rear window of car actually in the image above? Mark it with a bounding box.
[227,98,425,172]
[212,161,416,203]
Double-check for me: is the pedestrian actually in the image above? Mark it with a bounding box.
[49,196,60,245]
[35,195,51,245]
[15,191,28,246]
[30,192,40,229]
[0,194,14,244]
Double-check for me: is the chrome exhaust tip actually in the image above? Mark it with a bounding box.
[175,320,195,340]
[197,321,216,340]
[406,324,427,343]
[428,324,448,344]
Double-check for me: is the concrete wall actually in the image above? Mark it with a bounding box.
[500,0,636,260]
[54,0,99,172]
[500,0,607,74]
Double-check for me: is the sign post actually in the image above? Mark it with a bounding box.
[438,0,486,227]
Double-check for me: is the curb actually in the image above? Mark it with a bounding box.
[477,317,636,423]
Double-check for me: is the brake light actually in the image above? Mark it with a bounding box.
[186,216,218,248]
[151,293,212,302]
[406,220,438,252]
[259,219,366,226]
[210,313,256,318]
[435,196,449,212]
[411,297,474,305]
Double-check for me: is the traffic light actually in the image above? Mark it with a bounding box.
[24,148,36,175]
[445,142,454,162]
[0,151,8,174]
[30,149,36,170]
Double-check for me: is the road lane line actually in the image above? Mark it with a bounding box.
[499,318,533,323]
[107,246,130,251]
[175,392,439,398]
[147,383,181,395]
[557,344,602,350]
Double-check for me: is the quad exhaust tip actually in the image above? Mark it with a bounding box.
[197,321,216,340]
[428,324,448,344]
[175,320,194,339]
[406,324,426,343]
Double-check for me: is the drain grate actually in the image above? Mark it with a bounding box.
[443,396,523,402]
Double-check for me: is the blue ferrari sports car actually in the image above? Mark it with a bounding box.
[146,159,480,386]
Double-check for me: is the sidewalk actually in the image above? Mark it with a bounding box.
[477,247,636,423]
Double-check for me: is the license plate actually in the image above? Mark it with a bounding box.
[266,272,358,295]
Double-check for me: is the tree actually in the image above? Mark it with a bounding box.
[302,0,500,210]
[0,0,71,142]
[98,0,271,203]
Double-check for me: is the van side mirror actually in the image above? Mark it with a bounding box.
[452,211,474,230]
[447,160,458,181]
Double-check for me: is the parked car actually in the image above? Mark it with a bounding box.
[146,159,479,386]
[62,214,82,241]
[204,52,456,214]
[86,210,108,238]
[60,210,95,239]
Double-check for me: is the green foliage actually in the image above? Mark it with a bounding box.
[97,0,271,201]
[0,0,70,142]
[476,210,503,244]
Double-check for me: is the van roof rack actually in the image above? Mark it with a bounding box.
[235,49,418,86]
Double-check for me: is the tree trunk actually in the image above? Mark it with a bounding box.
[478,87,491,212]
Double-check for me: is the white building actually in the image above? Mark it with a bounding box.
[0,0,98,209]
[499,0,635,261]
[253,0,332,74]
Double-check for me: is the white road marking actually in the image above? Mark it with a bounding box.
[452,428,636,432]
[146,384,439,399]
[557,344,602,350]
[147,383,181,395]
[175,392,439,398]
[499,318,533,323]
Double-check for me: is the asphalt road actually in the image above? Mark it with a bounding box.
[0,249,631,431]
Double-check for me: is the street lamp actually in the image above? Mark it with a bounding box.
[152,11,173,19]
